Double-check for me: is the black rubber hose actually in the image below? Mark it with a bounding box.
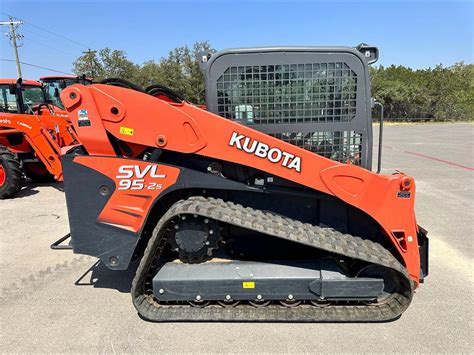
[145,84,184,103]
[99,78,145,92]
[99,78,185,103]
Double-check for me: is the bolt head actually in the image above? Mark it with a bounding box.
[288,294,294,300]
[257,294,262,300]
[195,295,202,301]
[225,295,231,300]
[99,185,109,196]
[209,230,214,235]
[159,289,164,294]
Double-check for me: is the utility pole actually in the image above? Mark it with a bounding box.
[82,48,97,77]
[0,16,24,78]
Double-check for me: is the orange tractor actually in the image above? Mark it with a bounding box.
[0,78,79,198]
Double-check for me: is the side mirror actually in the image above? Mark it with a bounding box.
[59,80,67,89]
[9,84,16,95]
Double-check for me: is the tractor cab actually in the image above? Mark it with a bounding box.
[0,78,48,114]
[40,75,92,109]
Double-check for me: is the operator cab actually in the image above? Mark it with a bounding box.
[40,75,92,109]
[200,44,380,170]
[0,78,47,114]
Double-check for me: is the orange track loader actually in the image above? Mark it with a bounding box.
[0,79,79,198]
[59,73,428,321]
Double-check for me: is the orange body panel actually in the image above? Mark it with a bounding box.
[61,84,422,284]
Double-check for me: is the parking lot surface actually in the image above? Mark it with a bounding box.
[1,123,473,353]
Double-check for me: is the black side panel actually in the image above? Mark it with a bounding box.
[62,154,258,270]
[62,155,138,270]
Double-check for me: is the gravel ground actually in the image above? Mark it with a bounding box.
[1,123,473,353]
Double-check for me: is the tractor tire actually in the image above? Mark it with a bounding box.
[0,146,24,199]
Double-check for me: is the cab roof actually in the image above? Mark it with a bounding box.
[0,78,42,86]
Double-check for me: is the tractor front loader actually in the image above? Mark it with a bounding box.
[0,79,79,198]
[59,47,428,321]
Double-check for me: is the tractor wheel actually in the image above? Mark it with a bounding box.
[0,146,24,199]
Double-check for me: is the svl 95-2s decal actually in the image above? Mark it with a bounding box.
[116,165,166,190]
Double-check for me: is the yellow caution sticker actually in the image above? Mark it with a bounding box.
[119,126,134,136]
[242,281,255,289]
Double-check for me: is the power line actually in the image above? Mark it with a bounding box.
[22,35,78,57]
[0,11,92,50]
[0,58,73,75]
[21,28,77,51]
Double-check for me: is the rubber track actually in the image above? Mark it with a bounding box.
[132,196,413,322]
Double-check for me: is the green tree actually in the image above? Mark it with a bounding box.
[72,50,103,79]
[370,63,473,120]
[73,48,139,82]
[135,41,212,103]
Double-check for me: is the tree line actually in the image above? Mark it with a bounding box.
[73,41,473,121]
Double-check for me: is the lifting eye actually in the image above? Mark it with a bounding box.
[110,107,119,115]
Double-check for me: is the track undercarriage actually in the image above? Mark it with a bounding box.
[132,197,412,322]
